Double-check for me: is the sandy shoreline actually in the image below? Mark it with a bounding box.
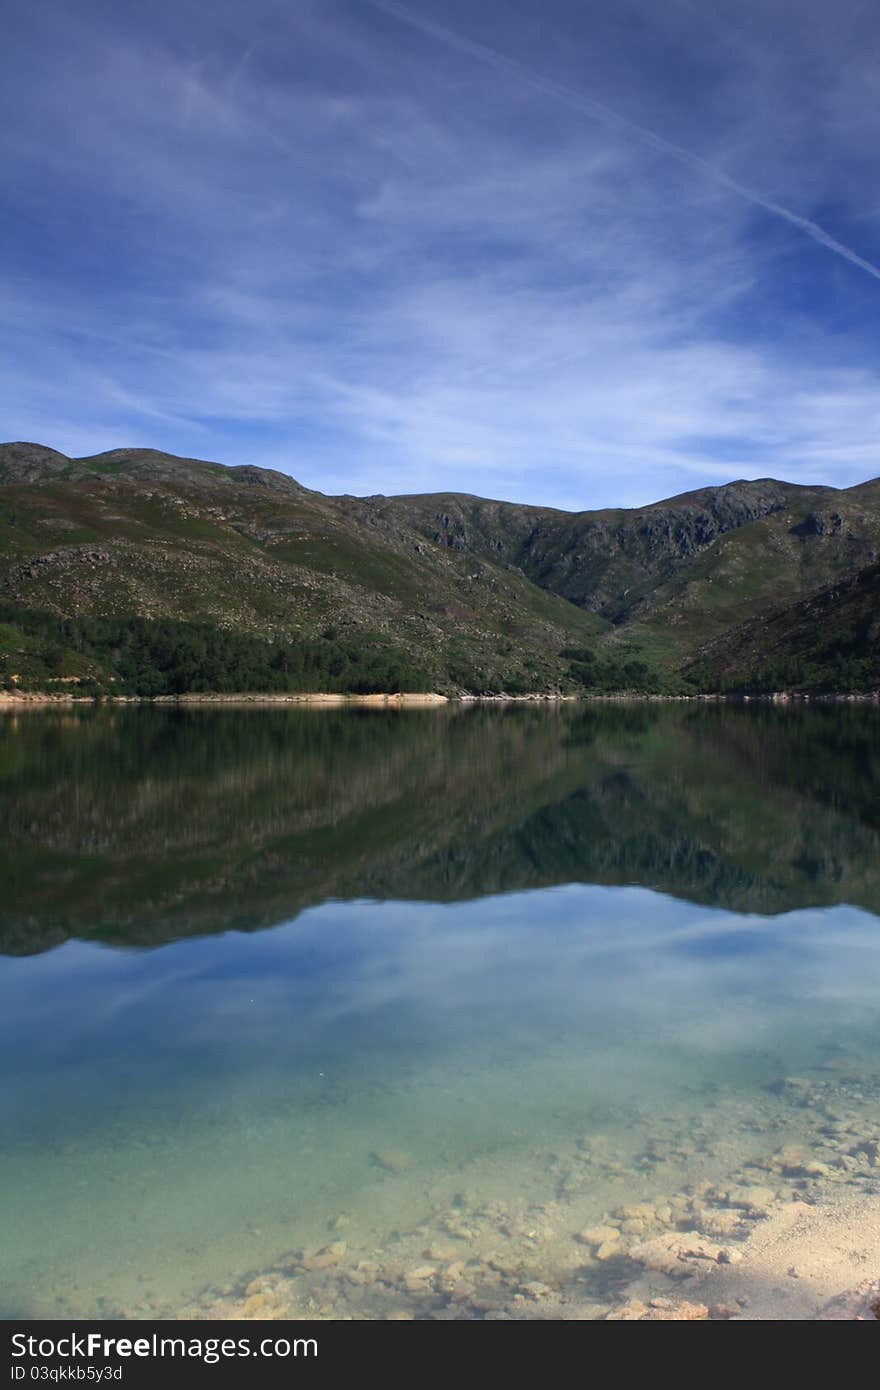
[185,1152,880,1324]
[609,1188,880,1319]
[0,690,452,708]
[1,689,877,708]
[722,1190,880,1319]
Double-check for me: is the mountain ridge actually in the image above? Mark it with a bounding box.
[2,441,879,693]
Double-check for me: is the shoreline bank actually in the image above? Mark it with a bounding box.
[1,689,878,708]
[174,1089,880,1323]
[608,1186,880,1320]
[0,690,452,708]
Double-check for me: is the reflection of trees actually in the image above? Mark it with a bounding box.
[2,703,880,954]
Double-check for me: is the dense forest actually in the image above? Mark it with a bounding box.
[686,652,880,695]
[0,606,429,696]
[560,646,659,694]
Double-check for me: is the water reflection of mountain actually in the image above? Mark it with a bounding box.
[2,702,879,955]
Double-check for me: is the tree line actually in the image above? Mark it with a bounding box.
[0,606,428,695]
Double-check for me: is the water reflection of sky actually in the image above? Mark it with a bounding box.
[4,886,880,1131]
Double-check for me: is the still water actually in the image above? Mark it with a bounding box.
[2,703,880,1319]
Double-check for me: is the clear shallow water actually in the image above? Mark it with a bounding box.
[2,704,880,1319]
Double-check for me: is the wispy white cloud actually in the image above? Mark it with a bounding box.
[2,1,880,505]
[9,888,880,1071]
[371,0,880,282]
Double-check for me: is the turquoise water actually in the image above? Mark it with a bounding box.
[2,704,880,1319]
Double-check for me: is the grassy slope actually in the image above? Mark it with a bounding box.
[618,497,880,665]
[685,559,880,691]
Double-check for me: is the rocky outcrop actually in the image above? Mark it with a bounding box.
[0,442,73,483]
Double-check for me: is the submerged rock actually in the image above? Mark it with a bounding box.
[301,1242,346,1271]
[694,1207,746,1238]
[372,1149,412,1174]
[608,1297,710,1320]
[574,1224,620,1247]
[716,1184,776,1214]
[630,1231,741,1278]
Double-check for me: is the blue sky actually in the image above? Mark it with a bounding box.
[3,0,880,508]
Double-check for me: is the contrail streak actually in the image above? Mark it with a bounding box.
[371,0,880,283]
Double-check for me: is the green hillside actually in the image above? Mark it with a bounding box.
[686,559,880,693]
[0,443,605,694]
[1,441,879,693]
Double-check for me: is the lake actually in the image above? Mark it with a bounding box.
[2,702,880,1319]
